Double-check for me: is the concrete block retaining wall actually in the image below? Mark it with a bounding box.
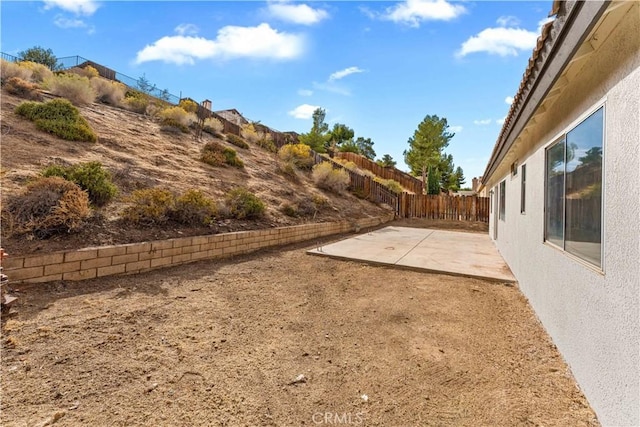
[3,214,394,284]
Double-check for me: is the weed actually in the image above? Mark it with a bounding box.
[43,73,96,105]
[91,78,125,106]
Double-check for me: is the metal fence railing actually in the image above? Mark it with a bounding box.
[1,52,18,63]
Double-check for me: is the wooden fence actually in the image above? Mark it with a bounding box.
[398,193,490,222]
[335,152,424,194]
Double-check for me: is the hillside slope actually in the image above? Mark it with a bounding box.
[0,92,390,254]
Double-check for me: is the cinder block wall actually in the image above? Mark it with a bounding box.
[3,215,394,284]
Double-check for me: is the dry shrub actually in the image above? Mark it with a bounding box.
[241,123,276,152]
[16,61,53,82]
[4,177,90,238]
[69,65,99,79]
[178,99,198,113]
[159,106,196,131]
[44,73,96,105]
[90,78,125,106]
[0,59,32,82]
[374,178,403,194]
[15,98,97,142]
[201,142,243,168]
[280,203,299,217]
[224,188,265,219]
[204,117,224,134]
[3,77,42,100]
[225,134,249,149]
[123,91,149,114]
[312,162,350,193]
[276,160,298,182]
[172,189,217,225]
[120,188,175,226]
[278,143,314,169]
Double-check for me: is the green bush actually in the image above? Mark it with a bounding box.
[120,188,175,225]
[43,73,96,105]
[312,162,350,193]
[171,189,217,225]
[278,143,314,169]
[225,134,249,149]
[3,176,90,238]
[15,98,97,142]
[225,188,265,219]
[201,142,244,168]
[42,161,117,206]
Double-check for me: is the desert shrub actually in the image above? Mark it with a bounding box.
[44,73,96,105]
[15,98,97,142]
[42,161,117,206]
[120,188,175,225]
[201,142,244,168]
[3,77,42,100]
[0,59,32,83]
[278,143,314,169]
[203,117,224,134]
[276,160,298,181]
[178,99,198,113]
[226,134,249,149]
[241,123,276,152]
[90,78,125,106]
[159,106,196,131]
[17,61,53,82]
[225,188,265,219]
[312,162,350,193]
[123,91,149,114]
[382,179,403,194]
[171,189,217,225]
[280,203,298,217]
[312,194,329,208]
[4,177,90,238]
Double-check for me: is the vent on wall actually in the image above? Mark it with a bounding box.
[511,161,518,177]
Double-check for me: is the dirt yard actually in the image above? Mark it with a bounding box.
[1,223,598,426]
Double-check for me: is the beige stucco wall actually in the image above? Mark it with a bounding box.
[487,4,639,425]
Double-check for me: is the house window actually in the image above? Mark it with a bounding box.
[499,180,506,221]
[544,107,603,267]
[520,164,526,214]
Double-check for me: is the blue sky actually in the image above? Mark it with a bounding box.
[1,0,554,183]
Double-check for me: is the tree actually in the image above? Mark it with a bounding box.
[298,108,329,153]
[18,46,60,70]
[403,115,455,194]
[377,154,397,168]
[453,166,466,190]
[341,136,376,160]
[137,73,156,94]
[438,153,455,190]
[427,165,441,195]
[327,123,354,149]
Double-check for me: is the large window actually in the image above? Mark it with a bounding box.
[499,180,506,221]
[544,107,603,267]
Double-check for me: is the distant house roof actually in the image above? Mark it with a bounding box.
[482,0,610,184]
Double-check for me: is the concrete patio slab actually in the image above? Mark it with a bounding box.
[307,226,516,283]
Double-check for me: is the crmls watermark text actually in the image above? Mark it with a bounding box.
[312,412,365,425]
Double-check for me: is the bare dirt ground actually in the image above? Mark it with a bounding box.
[1,222,598,426]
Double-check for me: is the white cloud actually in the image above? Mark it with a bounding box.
[328,66,364,82]
[312,81,351,96]
[496,116,506,125]
[43,0,99,16]
[174,23,199,36]
[505,96,514,105]
[54,15,87,28]
[267,0,329,25]
[382,0,466,27]
[449,125,463,133]
[496,15,520,27]
[288,104,320,119]
[135,23,305,65]
[297,89,313,96]
[456,27,538,57]
[473,119,491,125]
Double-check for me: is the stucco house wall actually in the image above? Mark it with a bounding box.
[486,4,639,425]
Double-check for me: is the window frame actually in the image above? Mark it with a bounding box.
[543,103,605,270]
[498,180,506,221]
[520,164,526,214]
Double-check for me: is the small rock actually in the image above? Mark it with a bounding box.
[289,374,307,385]
[146,383,158,393]
[361,394,369,402]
